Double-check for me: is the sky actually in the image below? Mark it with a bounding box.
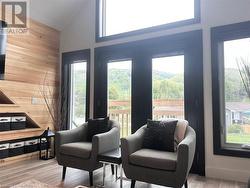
[224,38,250,69]
[72,61,87,71]
[152,55,184,74]
[108,60,132,70]
[105,0,194,36]
[107,56,184,74]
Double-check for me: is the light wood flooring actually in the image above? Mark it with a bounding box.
[0,159,247,188]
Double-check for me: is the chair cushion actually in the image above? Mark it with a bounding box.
[60,142,92,159]
[129,149,177,171]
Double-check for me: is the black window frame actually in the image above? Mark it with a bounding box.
[211,21,250,158]
[94,30,205,175]
[95,0,201,42]
[61,49,90,130]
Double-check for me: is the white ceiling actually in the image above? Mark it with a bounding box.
[30,0,87,31]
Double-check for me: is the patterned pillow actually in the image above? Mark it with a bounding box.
[142,120,177,152]
[87,117,110,142]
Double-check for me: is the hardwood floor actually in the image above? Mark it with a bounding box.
[0,159,247,188]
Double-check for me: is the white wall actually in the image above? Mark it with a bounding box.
[60,0,250,183]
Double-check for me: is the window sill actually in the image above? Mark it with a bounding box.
[214,146,250,158]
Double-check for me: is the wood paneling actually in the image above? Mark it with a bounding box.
[0,19,60,133]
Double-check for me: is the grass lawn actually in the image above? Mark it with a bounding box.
[227,133,250,144]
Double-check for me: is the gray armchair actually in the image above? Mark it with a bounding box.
[121,120,196,188]
[55,120,120,186]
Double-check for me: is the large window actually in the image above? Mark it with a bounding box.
[70,62,87,129]
[152,56,184,120]
[212,21,250,157]
[224,39,250,146]
[94,31,204,175]
[107,60,132,137]
[97,0,200,40]
[62,49,90,131]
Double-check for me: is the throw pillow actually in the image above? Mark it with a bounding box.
[87,117,110,142]
[142,119,177,152]
[175,120,188,143]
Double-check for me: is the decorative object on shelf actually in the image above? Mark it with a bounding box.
[39,128,55,160]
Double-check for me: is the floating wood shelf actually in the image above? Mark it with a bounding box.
[0,128,44,142]
[0,104,19,107]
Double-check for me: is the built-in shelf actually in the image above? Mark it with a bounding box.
[0,90,44,145]
[0,128,44,142]
[0,90,15,104]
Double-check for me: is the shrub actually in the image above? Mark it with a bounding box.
[228,124,244,134]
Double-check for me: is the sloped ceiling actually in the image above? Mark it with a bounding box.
[30,0,87,31]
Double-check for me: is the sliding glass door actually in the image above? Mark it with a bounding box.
[70,61,87,129]
[107,60,132,137]
[152,55,185,120]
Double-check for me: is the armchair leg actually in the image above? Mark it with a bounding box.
[89,171,93,186]
[111,164,115,175]
[131,180,136,188]
[184,180,188,188]
[62,166,67,180]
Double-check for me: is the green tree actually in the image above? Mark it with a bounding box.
[109,85,119,100]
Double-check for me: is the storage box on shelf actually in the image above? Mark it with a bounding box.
[0,143,9,159]
[0,117,11,131]
[11,116,26,130]
[9,142,25,157]
[24,139,39,153]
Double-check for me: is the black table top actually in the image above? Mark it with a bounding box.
[98,148,122,164]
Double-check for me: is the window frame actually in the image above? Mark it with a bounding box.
[211,21,250,158]
[151,55,185,120]
[69,61,88,130]
[107,59,133,137]
[94,30,205,175]
[61,49,90,130]
[95,0,201,42]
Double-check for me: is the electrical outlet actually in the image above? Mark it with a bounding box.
[31,97,39,104]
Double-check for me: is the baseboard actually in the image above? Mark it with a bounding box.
[206,167,249,183]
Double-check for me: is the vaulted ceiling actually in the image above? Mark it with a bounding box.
[30,0,87,31]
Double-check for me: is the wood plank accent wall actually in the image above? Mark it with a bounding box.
[0,19,60,130]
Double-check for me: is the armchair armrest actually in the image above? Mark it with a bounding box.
[55,123,88,147]
[92,126,120,156]
[121,125,146,164]
[176,126,196,177]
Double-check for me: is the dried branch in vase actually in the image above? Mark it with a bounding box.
[40,72,66,131]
